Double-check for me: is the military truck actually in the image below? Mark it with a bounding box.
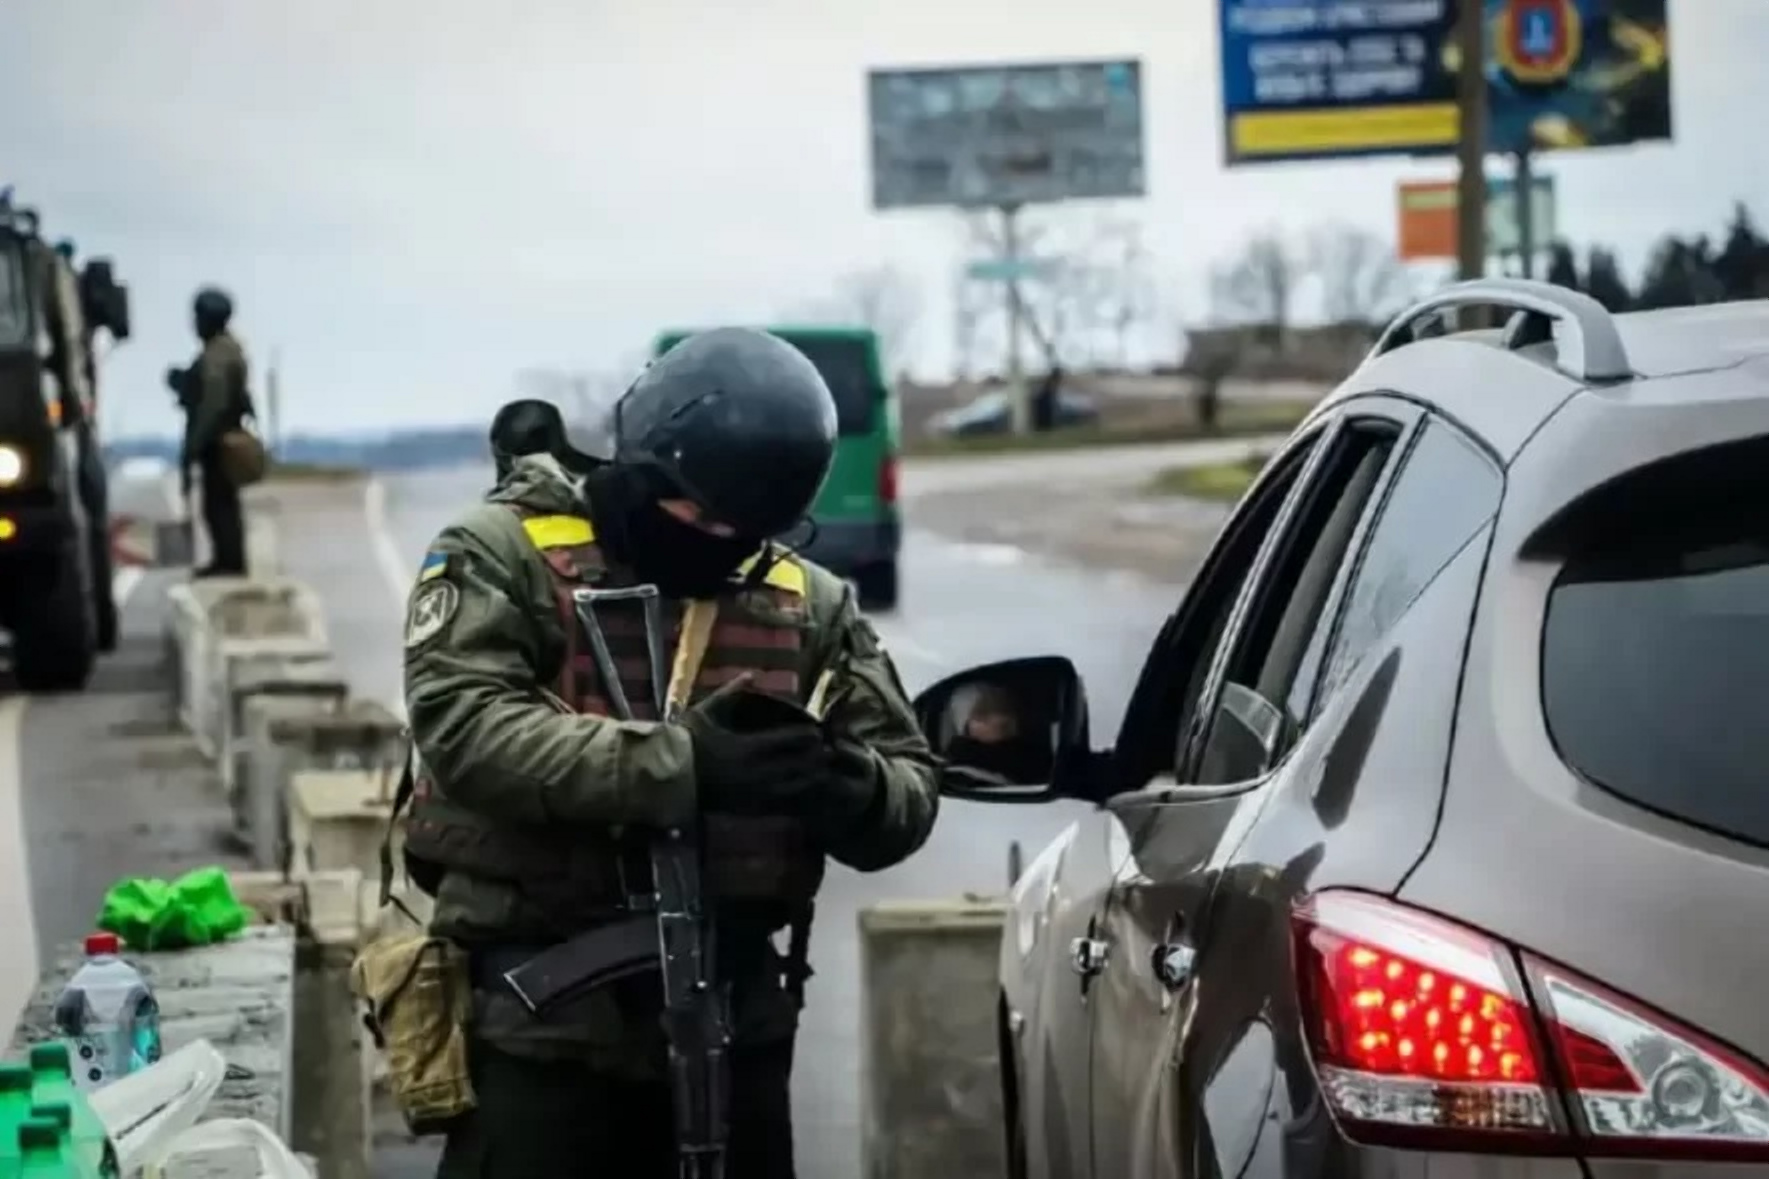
[0,190,131,691]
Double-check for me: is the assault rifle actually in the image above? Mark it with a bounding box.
[501,585,731,1179]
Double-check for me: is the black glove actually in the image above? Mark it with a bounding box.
[812,739,884,840]
[683,685,828,814]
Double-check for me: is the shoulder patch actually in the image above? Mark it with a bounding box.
[417,550,449,582]
[405,580,461,650]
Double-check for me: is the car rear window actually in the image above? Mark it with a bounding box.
[1543,510,1769,846]
[778,335,879,435]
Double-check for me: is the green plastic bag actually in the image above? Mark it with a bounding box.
[97,867,252,952]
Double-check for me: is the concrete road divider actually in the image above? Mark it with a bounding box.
[859,898,1010,1179]
[236,698,405,874]
[286,768,400,881]
[219,656,349,817]
[230,870,374,1179]
[8,927,299,1178]
[166,579,331,761]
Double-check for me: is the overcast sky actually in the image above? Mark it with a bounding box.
[3,0,1763,435]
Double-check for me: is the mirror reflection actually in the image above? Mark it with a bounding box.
[934,677,1060,787]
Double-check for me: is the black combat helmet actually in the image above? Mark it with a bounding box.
[489,398,568,477]
[601,328,837,539]
[192,286,233,327]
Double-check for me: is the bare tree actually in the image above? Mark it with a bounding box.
[1213,231,1301,343]
[515,354,641,446]
[829,265,921,373]
[1091,220,1157,369]
[1306,222,1411,329]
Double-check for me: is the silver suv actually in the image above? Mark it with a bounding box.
[915,279,1769,1178]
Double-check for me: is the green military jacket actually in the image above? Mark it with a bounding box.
[180,331,250,462]
[400,454,940,1070]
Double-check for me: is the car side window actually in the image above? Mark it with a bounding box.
[1192,420,1404,786]
[1105,430,1327,795]
[1311,419,1502,710]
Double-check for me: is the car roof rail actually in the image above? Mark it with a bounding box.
[1366,277,1633,383]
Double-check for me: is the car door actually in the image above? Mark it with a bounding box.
[1086,404,1423,1179]
[1061,413,1338,1175]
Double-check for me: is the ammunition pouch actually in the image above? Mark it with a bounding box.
[349,934,477,1136]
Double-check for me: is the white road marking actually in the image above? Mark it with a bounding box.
[0,697,42,1028]
[363,478,412,604]
[362,478,412,721]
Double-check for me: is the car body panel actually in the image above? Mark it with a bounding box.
[978,293,1769,1179]
[1315,336,1584,463]
[1006,807,1122,1179]
[1401,387,1769,1134]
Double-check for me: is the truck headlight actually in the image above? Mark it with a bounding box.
[0,446,23,487]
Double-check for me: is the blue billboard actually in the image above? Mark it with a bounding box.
[1218,0,1671,165]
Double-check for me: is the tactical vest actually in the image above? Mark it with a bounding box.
[398,508,826,934]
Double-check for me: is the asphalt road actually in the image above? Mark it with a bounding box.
[2,448,1205,1178]
[4,473,244,1014]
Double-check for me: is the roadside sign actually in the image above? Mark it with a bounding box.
[1218,0,1671,165]
[1396,175,1557,261]
[867,59,1146,210]
[965,258,1060,283]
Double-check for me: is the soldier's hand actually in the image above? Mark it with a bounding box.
[682,683,827,813]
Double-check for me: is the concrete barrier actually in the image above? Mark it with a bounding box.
[235,701,406,872]
[230,871,373,1179]
[218,653,349,814]
[167,579,331,760]
[859,898,1010,1179]
[9,927,298,1179]
[286,768,399,881]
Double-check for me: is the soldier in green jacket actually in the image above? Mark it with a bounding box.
[165,286,252,576]
[399,328,940,1178]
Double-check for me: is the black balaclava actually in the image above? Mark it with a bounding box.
[585,464,762,598]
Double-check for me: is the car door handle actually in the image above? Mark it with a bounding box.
[1069,936,1109,978]
[1150,940,1196,991]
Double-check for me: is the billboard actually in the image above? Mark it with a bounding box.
[1396,175,1557,260]
[1219,0,1671,165]
[867,59,1146,210]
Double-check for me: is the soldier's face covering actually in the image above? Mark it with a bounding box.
[586,465,761,597]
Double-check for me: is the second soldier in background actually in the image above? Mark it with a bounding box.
[166,286,253,577]
[395,328,940,1178]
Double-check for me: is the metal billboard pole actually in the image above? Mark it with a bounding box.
[1455,0,1490,285]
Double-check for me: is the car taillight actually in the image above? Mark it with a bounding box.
[878,454,898,504]
[1293,890,1769,1160]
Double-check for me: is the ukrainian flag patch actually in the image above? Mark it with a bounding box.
[417,550,449,582]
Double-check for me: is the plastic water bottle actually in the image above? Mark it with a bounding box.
[50,935,161,1093]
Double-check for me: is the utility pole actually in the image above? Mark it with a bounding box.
[265,349,282,457]
[1454,0,1489,285]
[999,203,1030,435]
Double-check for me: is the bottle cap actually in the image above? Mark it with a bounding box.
[17,1119,59,1149]
[83,933,120,956]
[0,1065,29,1091]
[26,1045,69,1076]
[26,1104,68,1130]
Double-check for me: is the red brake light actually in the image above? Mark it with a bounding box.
[1293,891,1769,1160]
[877,454,898,504]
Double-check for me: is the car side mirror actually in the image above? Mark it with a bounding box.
[912,655,1090,803]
